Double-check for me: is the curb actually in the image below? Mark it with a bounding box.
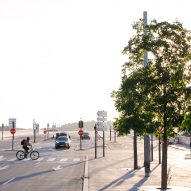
[83,156,88,191]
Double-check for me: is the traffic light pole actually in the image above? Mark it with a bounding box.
[12,134,14,150]
[94,125,97,158]
[110,127,111,141]
[103,130,105,157]
[80,135,82,150]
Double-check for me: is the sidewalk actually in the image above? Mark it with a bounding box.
[85,135,191,191]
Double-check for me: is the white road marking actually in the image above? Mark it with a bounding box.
[47,158,56,162]
[0,165,9,170]
[36,158,44,162]
[59,158,68,163]
[53,165,62,171]
[2,177,15,185]
[0,156,6,161]
[7,158,16,162]
[73,158,80,162]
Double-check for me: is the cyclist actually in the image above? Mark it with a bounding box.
[23,137,32,155]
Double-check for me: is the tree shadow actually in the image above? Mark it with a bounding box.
[98,168,149,191]
[96,160,160,191]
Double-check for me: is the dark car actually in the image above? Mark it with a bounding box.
[81,132,90,140]
[55,136,71,149]
[55,132,70,139]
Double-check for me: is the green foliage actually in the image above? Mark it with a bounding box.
[181,112,191,133]
[112,18,191,138]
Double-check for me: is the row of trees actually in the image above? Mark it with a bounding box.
[112,19,191,189]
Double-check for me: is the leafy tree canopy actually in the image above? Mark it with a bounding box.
[112,19,191,136]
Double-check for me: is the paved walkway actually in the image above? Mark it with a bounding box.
[85,135,191,191]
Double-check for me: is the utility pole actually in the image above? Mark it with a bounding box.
[143,11,150,177]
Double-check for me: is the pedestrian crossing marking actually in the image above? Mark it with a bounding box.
[7,158,16,162]
[36,158,44,162]
[0,156,6,161]
[1,155,83,164]
[59,158,68,163]
[47,158,56,162]
[73,158,80,162]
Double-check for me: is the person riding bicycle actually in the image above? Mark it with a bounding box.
[22,137,32,154]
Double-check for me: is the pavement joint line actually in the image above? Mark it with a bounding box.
[83,155,88,191]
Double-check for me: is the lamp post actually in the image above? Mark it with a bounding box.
[143,10,150,177]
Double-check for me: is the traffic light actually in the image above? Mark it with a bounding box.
[78,120,83,128]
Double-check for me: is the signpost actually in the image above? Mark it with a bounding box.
[1,123,4,141]
[78,129,84,150]
[97,110,107,157]
[78,119,84,150]
[94,124,97,158]
[9,119,16,151]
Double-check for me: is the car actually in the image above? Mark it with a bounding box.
[55,136,71,149]
[55,132,70,139]
[81,132,90,140]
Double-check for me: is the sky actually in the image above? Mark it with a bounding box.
[0,0,191,129]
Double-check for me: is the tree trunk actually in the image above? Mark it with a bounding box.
[159,134,161,164]
[133,130,138,169]
[161,93,168,189]
[161,127,168,189]
[144,134,150,177]
[150,134,153,162]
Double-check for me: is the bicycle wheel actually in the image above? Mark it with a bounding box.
[16,150,25,160]
[30,150,39,160]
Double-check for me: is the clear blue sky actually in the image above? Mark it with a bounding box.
[0,0,191,129]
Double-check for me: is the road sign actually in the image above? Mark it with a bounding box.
[9,118,16,128]
[78,129,84,136]
[10,128,16,134]
[97,110,107,117]
[97,121,104,127]
[97,117,107,121]
[97,126,106,131]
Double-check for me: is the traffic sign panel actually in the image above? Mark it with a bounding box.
[9,118,16,128]
[97,117,107,121]
[78,129,84,136]
[97,121,104,127]
[97,110,107,117]
[10,128,16,134]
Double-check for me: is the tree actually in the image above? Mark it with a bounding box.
[181,112,191,147]
[112,68,159,171]
[113,19,191,189]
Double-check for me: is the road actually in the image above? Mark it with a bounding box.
[0,131,91,191]
[1,130,191,190]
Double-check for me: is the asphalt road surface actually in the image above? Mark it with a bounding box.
[0,131,90,191]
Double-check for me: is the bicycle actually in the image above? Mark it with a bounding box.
[16,147,39,160]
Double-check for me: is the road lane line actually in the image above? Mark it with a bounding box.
[2,177,15,185]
